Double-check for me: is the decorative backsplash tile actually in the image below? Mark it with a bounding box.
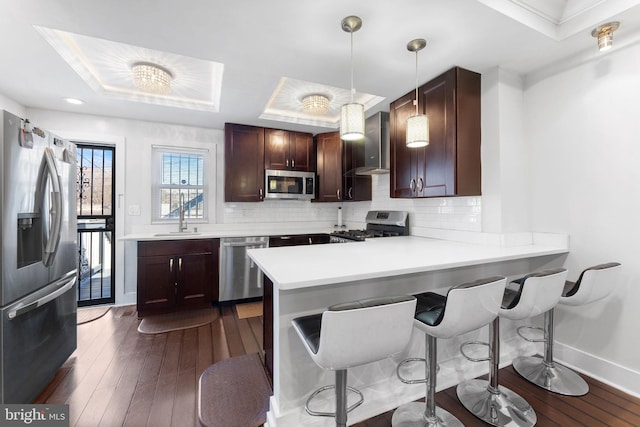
[223,175,482,232]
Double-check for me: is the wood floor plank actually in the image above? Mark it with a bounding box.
[146,373,178,427]
[66,311,138,426]
[248,316,264,349]
[211,316,230,363]
[97,340,154,427]
[159,330,183,378]
[220,305,245,357]
[196,324,214,376]
[122,381,156,427]
[171,367,197,427]
[138,333,168,385]
[179,328,198,372]
[237,317,261,355]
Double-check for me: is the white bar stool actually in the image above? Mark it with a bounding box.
[392,276,507,427]
[512,262,622,396]
[456,268,567,427]
[292,295,417,427]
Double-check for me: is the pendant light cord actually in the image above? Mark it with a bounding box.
[414,50,419,116]
[350,30,355,103]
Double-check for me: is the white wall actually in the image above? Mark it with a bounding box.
[0,94,26,119]
[525,42,640,384]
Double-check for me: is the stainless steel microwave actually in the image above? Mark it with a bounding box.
[264,169,315,200]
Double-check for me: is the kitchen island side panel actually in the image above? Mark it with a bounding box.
[264,253,567,426]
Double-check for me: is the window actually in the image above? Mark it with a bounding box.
[152,146,208,222]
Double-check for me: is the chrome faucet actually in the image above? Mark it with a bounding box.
[179,193,188,232]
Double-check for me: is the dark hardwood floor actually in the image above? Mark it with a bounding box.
[35,305,640,427]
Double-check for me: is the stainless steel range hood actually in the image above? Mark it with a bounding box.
[356,111,390,175]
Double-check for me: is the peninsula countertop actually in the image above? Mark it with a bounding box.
[247,234,569,290]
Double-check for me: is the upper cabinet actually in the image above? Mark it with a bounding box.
[225,123,265,202]
[264,129,314,172]
[314,131,371,202]
[390,66,481,198]
[315,132,342,202]
[225,124,314,202]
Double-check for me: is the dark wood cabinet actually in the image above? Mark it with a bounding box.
[137,239,219,317]
[315,132,343,202]
[390,66,481,198]
[342,135,372,201]
[264,129,314,172]
[315,131,371,202]
[225,123,265,202]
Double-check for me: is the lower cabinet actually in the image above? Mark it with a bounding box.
[137,239,219,317]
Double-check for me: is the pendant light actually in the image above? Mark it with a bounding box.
[340,16,365,141]
[406,39,429,148]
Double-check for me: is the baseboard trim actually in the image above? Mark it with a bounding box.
[554,341,640,398]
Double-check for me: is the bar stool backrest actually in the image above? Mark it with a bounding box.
[561,262,622,307]
[501,268,567,320]
[420,276,506,339]
[313,296,417,370]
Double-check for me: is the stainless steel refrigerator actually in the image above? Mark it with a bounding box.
[0,110,78,403]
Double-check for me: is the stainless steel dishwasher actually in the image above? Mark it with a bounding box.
[219,236,269,302]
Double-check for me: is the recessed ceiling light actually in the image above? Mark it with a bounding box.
[64,98,85,105]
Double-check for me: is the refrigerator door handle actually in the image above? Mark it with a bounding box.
[8,274,77,320]
[38,147,64,267]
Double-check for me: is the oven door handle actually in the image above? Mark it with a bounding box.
[8,274,76,320]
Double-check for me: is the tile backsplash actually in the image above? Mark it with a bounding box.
[223,175,482,232]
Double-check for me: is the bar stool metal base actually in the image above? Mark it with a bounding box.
[392,402,464,427]
[456,379,537,427]
[512,355,589,396]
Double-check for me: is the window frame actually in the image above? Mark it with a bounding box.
[151,145,209,223]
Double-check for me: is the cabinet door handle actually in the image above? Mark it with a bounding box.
[410,178,416,191]
[348,187,353,199]
[291,159,295,168]
[337,189,341,200]
[259,188,264,200]
[286,159,289,167]
[417,177,424,192]
[169,258,174,273]
[178,257,182,272]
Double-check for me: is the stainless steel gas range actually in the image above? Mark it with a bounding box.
[330,210,409,243]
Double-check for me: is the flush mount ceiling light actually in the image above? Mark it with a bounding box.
[406,39,429,148]
[34,26,224,112]
[132,62,173,94]
[591,22,620,52]
[340,16,365,142]
[302,94,330,115]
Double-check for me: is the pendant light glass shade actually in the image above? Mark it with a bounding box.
[340,16,365,141]
[340,102,365,141]
[406,114,429,147]
[405,39,429,148]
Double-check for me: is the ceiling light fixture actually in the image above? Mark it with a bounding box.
[302,94,330,115]
[340,16,365,141]
[131,62,173,94]
[64,97,84,105]
[591,22,620,52]
[406,39,429,148]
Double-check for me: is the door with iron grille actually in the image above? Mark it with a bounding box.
[76,144,115,306]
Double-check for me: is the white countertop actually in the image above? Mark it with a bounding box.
[120,223,347,241]
[247,235,569,290]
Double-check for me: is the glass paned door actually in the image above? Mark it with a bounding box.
[76,144,115,306]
